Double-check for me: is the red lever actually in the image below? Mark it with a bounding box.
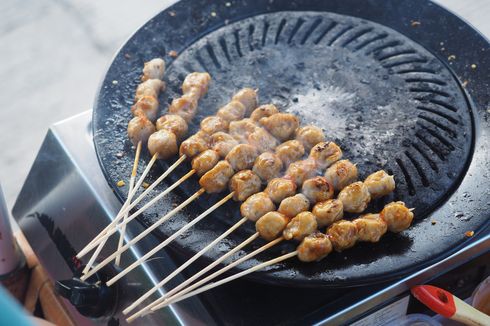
[411,285,457,318]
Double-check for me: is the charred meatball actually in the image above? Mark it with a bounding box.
[312,199,344,227]
[240,192,275,222]
[156,114,188,140]
[191,149,220,176]
[253,152,283,182]
[275,140,305,167]
[232,88,258,114]
[210,132,240,158]
[225,144,258,171]
[364,170,396,199]
[354,214,388,243]
[260,113,299,141]
[302,176,334,203]
[324,159,358,192]
[217,101,246,123]
[278,194,310,218]
[131,95,159,122]
[250,104,279,121]
[199,160,235,193]
[147,129,178,159]
[295,125,325,151]
[127,115,156,146]
[256,211,289,241]
[229,170,262,201]
[285,158,317,186]
[379,201,414,233]
[141,58,165,81]
[264,178,297,204]
[327,220,358,252]
[283,211,318,241]
[297,232,333,262]
[309,142,342,169]
[337,182,371,213]
[179,135,208,158]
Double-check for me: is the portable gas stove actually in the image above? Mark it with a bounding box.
[12,0,490,325]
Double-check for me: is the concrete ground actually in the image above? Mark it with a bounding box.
[0,0,488,208]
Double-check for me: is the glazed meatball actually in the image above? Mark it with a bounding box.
[240,192,275,222]
[283,211,318,241]
[127,115,156,146]
[354,214,388,243]
[200,116,228,135]
[131,96,159,122]
[264,178,297,204]
[135,79,166,102]
[278,194,310,218]
[324,159,358,192]
[337,182,371,213]
[168,95,198,122]
[379,201,414,233]
[256,211,289,241]
[327,220,358,252]
[297,232,333,262]
[232,88,258,114]
[295,125,325,151]
[253,152,283,182]
[312,199,344,227]
[260,113,299,141]
[229,170,262,201]
[179,135,208,158]
[147,129,178,160]
[210,132,239,158]
[217,101,246,123]
[182,72,211,98]
[156,114,188,140]
[285,158,317,186]
[302,176,334,203]
[228,119,258,143]
[275,140,305,167]
[247,128,279,153]
[225,144,258,171]
[141,58,165,81]
[364,170,396,199]
[199,160,234,193]
[310,142,343,170]
[191,149,220,176]
[250,104,279,121]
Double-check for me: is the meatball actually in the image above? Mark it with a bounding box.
[182,72,211,98]
[199,160,234,193]
[200,116,228,135]
[379,201,414,233]
[285,158,317,186]
[250,104,279,121]
[275,140,305,167]
[297,232,333,262]
[228,119,258,143]
[309,142,342,170]
[240,192,275,222]
[264,178,297,204]
[247,128,279,153]
[191,149,220,176]
[337,182,371,213]
[354,214,388,243]
[135,79,165,102]
[232,88,258,114]
[278,194,310,218]
[131,95,159,122]
[327,220,358,252]
[312,199,344,227]
[253,152,283,182]
[324,159,358,192]
[217,101,246,123]
[256,211,289,241]
[156,114,188,140]
[141,58,165,81]
[168,95,198,122]
[260,113,299,141]
[295,125,325,151]
[229,170,262,201]
[147,129,178,160]
[364,170,396,199]
[179,135,208,158]
[210,132,239,158]
[283,211,318,241]
[225,144,258,171]
[302,176,334,203]
[127,115,156,146]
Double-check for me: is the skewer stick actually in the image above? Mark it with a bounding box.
[123,217,248,314]
[105,192,235,286]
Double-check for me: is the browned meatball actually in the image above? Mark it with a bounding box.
[156,114,188,140]
[210,132,240,158]
[379,201,414,233]
[256,211,289,241]
[200,116,228,135]
[309,142,342,170]
[240,192,275,222]
[337,182,371,213]
[168,95,198,122]
[135,79,165,102]
[324,159,358,192]
[312,199,344,227]
[179,135,208,158]
[275,140,305,167]
[278,194,310,218]
[260,113,299,141]
[229,170,262,201]
[297,232,333,262]
[283,211,318,241]
[147,129,178,159]
[250,104,279,121]
[285,158,317,186]
[302,176,334,203]
[364,170,396,199]
[264,178,297,204]
[131,95,159,122]
[217,101,246,123]
[127,115,156,146]
[199,160,235,193]
[225,144,258,171]
[181,72,211,98]
[228,119,258,143]
[327,220,358,252]
[232,88,258,114]
[295,125,325,151]
[354,214,388,242]
[191,149,220,176]
[253,152,283,182]
[247,128,279,153]
[141,58,165,82]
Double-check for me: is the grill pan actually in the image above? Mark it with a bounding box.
[93,0,490,287]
